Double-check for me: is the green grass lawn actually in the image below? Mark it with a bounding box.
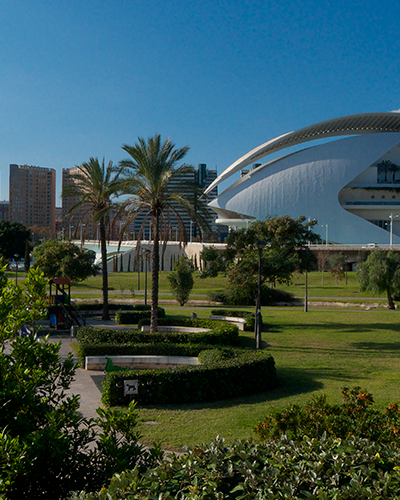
[132,308,400,451]
[70,270,389,304]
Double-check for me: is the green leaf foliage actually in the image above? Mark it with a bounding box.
[0,220,30,260]
[357,249,400,309]
[225,215,317,305]
[101,350,277,406]
[33,239,99,283]
[72,434,400,499]
[167,256,194,306]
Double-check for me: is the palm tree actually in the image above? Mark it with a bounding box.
[62,158,122,320]
[119,134,210,332]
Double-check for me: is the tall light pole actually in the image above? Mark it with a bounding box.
[190,220,193,243]
[143,249,151,306]
[390,213,399,248]
[14,254,19,286]
[80,224,85,247]
[255,241,265,349]
[304,270,308,312]
[321,224,328,247]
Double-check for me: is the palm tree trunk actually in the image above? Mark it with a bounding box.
[99,219,110,321]
[150,215,160,332]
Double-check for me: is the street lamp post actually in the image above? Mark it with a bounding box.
[255,241,265,349]
[190,221,193,243]
[80,224,85,246]
[14,254,19,286]
[143,249,151,306]
[390,213,399,248]
[304,270,308,312]
[137,253,141,290]
[321,224,328,247]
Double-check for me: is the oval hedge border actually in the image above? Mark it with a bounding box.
[76,320,240,363]
[101,348,277,406]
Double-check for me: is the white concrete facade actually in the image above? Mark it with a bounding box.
[206,113,400,244]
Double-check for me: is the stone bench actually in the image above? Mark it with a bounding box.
[85,354,201,371]
[209,315,247,331]
[140,325,211,333]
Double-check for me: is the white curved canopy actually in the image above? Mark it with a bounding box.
[205,112,400,195]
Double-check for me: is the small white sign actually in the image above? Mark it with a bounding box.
[124,380,139,396]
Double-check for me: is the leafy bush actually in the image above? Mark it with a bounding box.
[71,435,400,499]
[211,308,255,331]
[198,347,237,365]
[207,287,295,306]
[115,307,165,324]
[101,349,276,406]
[79,342,219,360]
[77,321,238,360]
[255,386,400,444]
[167,256,194,306]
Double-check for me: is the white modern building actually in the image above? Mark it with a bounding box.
[205,112,400,244]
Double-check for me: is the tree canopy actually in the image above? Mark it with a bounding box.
[33,240,99,282]
[357,249,400,309]
[225,215,318,304]
[0,220,30,260]
[168,256,194,306]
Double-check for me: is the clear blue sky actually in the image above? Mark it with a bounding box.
[1,0,399,203]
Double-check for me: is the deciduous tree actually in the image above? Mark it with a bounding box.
[168,256,194,306]
[33,240,99,283]
[225,215,318,305]
[357,249,400,309]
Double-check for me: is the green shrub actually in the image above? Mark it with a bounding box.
[198,347,237,365]
[255,386,400,444]
[79,342,221,361]
[210,308,255,331]
[71,436,400,499]
[115,307,165,324]
[101,350,276,406]
[75,303,136,311]
[207,287,295,306]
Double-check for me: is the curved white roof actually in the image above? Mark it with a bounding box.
[205,112,400,195]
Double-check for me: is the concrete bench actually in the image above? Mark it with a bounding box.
[209,315,247,331]
[140,325,211,333]
[85,354,201,371]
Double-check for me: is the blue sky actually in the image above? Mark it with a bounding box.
[1,0,400,203]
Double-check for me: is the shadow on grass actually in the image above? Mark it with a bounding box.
[136,367,329,412]
[350,341,400,352]
[268,322,400,334]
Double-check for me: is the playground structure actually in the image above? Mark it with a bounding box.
[48,277,85,329]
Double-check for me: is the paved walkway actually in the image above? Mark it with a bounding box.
[46,317,134,420]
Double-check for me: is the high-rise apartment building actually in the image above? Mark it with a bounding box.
[62,167,102,240]
[0,201,9,221]
[9,164,56,231]
[130,164,219,240]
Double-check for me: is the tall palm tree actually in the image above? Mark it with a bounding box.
[62,158,122,320]
[119,134,210,332]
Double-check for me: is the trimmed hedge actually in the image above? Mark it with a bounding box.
[101,349,277,406]
[79,342,221,361]
[76,322,239,363]
[115,307,165,325]
[211,308,255,331]
[75,303,140,312]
